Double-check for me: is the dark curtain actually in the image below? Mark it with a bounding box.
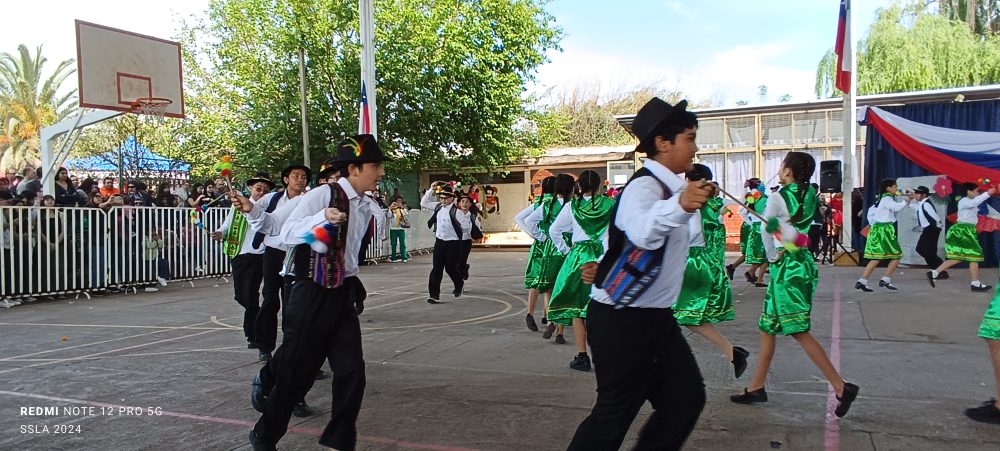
[862,100,1000,266]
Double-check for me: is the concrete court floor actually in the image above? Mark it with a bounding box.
[1,249,1000,450]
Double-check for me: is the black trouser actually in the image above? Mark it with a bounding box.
[255,278,365,450]
[255,247,286,353]
[428,238,464,299]
[808,224,822,257]
[459,239,473,280]
[231,253,264,345]
[917,226,943,268]
[568,301,706,451]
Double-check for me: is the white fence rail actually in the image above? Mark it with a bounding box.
[1,206,437,300]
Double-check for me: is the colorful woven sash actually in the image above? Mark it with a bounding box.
[223,207,249,258]
[310,183,351,288]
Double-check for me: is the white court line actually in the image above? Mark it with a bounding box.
[0,322,230,331]
[0,329,219,375]
[0,317,240,362]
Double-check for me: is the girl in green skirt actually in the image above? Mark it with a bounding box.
[856,179,907,292]
[673,164,749,378]
[726,178,763,281]
[526,174,577,342]
[927,182,995,292]
[516,176,556,331]
[965,289,1000,423]
[547,170,615,371]
[731,152,859,417]
[744,184,770,287]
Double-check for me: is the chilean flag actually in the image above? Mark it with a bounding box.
[834,0,851,94]
[359,81,371,134]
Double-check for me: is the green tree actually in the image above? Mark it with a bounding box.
[0,45,76,172]
[938,0,999,37]
[178,0,561,177]
[815,2,1000,98]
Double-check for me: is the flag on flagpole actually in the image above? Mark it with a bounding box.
[834,0,851,93]
[359,81,371,134]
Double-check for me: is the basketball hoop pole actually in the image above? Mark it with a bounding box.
[40,109,124,195]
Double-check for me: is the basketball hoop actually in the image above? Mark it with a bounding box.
[132,97,172,124]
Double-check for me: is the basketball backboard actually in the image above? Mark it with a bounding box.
[75,20,185,118]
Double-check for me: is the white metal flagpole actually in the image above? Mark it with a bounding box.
[359,0,377,137]
[841,0,857,252]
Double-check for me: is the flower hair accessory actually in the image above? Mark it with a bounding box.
[934,176,952,197]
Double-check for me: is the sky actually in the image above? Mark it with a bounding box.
[0,0,896,108]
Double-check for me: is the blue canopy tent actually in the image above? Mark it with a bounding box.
[66,136,189,182]
[862,99,1000,266]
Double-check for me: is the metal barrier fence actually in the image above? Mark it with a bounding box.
[0,206,438,299]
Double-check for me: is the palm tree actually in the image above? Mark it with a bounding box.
[0,44,76,172]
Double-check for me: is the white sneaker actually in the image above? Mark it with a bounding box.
[157,276,168,287]
[402,259,409,263]
[389,258,399,263]
[1,299,10,309]
[144,287,160,292]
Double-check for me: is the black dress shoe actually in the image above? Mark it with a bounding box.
[972,284,994,292]
[542,323,556,340]
[569,354,592,372]
[292,401,314,417]
[926,271,936,288]
[258,351,271,362]
[726,264,736,281]
[745,271,758,284]
[755,282,768,288]
[250,375,267,413]
[878,280,898,290]
[525,314,539,332]
[453,288,464,298]
[554,334,567,344]
[835,382,860,417]
[249,430,276,451]
[965,399,1000,424]
[540,316,548,325]
[855,282,873,292]
[427,297,441,304]
[938,271,950,280]
[732,346,750,379]
[730,387,768,404]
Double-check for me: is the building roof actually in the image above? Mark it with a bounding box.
[518,145,633,166]
[614,84,1000,133]
[66,136,190,172]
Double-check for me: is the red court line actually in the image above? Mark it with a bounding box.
[0,390,476,451]
[823,281,843,451]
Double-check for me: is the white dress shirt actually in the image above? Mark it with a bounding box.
[957,192,991,224]
[524,197,565,242]
[550,196,611,256]
[688,210,705,247]
[909,198,941,229]
[246,191,304,251]
[217,207,264,255]
[513,204,536,234]
[868,195,907,224]
[420,189,461,241]
[453,209,480,241]
[591,159,693,309]
[270,178,374,279]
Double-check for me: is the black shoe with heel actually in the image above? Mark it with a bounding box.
[835,382,860,417]
[878,280,898,290]
[525,314,539,332]
[855,281,873,292]
[732,346,750,379]
[730,387,768,404]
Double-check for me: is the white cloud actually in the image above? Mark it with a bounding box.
[530,41,819,107]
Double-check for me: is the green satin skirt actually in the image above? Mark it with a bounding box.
[979,289,1000,340]
[535,239,566,292]
[523,240,545,289]
[863,223,902,260]
[547,240,603,326]
[739,223,751,255]
[945,223,984,262]
[758,248,818,336]
[674,246,735,326]
[745,223,766,265]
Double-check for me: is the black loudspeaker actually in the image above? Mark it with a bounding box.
[819,160,842,193]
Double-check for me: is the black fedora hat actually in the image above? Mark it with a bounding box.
[318,134,393,179]
[914,185,931,195]
[436,184,456,198]
[245,171,276,190]
[631,98,692,150]
[281,164,312,182]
